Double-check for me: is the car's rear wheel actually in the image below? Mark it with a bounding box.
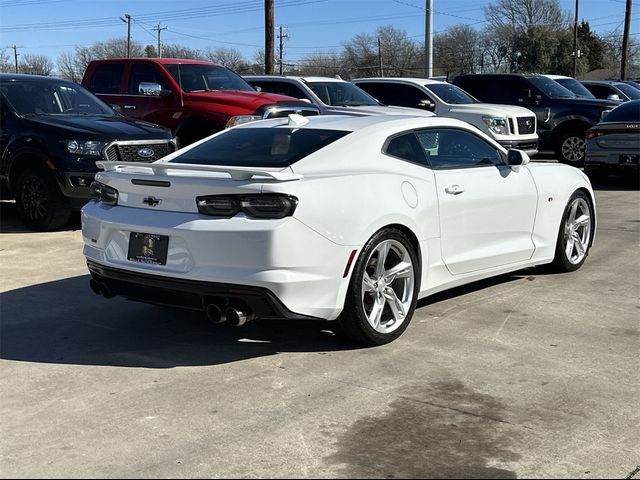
[15,167,70,231]
[551,190,594,272]
[556,131,586,166]
[337,228,419,346]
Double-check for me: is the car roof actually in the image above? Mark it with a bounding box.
[236,113,472,134]
[541,74,572,80]
[244,75,348,84]
[582,80,625,86]
[0,73,72,83]
[88,58,224,67]
[353,77,448,86]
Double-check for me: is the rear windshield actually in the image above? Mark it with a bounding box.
[602,100,640,123]
[173,127,350,167]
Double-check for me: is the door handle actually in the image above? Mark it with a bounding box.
[123,105,137,110]
[445,184,465,195]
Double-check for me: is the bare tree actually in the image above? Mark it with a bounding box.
[57,51,80,82]
[434,25,480,76]
[203,47,247,70]
[159,44,203,60]
[298,50,344,77]
[0,48,13,73]
[20,54,54,76]
[485,0,569,29]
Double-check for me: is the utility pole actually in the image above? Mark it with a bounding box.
[620,0,632,80]
[120,14,131,58]
[153,24,168,58]
[277,25,289,75]
[424,0,433,78]
[265,0,274,74]
[572,0,579,78]
[378,37,384,77]
[10,45,22,73]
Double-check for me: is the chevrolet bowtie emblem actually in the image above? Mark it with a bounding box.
[143,196,161,207]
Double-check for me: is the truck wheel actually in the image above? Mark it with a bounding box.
[556,131,586,166]
[15,167,70,231]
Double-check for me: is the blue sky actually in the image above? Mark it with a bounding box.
[1,0,638,64]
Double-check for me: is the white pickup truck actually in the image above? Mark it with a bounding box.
[352,77,539,156]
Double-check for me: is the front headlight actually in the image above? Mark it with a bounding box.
[482,117,508,135]
[65,140,106,157]
[225,115,263,128]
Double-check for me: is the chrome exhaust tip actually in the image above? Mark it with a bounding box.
[225,307,254,327]
[206,304,226,324]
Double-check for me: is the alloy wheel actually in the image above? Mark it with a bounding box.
[561,136,586,164]
[21,175,49,222]
[361,239,415,334]
[563,197,591,265]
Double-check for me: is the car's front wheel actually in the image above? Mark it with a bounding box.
[551,190,594,272]
[337,228,419,346]
[15,167,71,231]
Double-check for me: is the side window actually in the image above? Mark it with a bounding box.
[585,84,613,99]
[128,63,169,94]
[415,128,503,170]
[89,64,125,94]
[361,83,427,109]
[383,132,428,165]
[283,83,309,100]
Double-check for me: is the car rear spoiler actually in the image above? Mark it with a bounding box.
[96,161,303,181]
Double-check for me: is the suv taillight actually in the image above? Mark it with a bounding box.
[196,194,298,219]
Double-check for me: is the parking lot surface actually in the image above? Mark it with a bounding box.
[1,175,638,478]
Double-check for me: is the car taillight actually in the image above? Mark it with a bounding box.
[89,181,118,206]
[196,194,298,219]
[585,128,607,140]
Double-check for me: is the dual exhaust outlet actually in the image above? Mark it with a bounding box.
[89,279,255,327]
[206,304,255,327]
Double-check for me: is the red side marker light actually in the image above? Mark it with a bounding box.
[343,249,358,278]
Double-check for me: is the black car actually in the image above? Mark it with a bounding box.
[453,74,619,165]
[584,100,640,180]
[0,74,176,231]
[581,80,640,102]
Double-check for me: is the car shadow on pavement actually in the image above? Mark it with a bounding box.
[0,200,81,233]
[1,271,536,369]
[0,275,364,368]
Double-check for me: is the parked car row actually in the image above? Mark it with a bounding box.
[1,59,635,232]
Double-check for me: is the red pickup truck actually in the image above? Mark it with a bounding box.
[82,58,319,145]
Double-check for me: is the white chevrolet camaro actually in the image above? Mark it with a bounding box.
[82,114,595,345]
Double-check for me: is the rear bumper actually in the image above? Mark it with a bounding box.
[87,260,320,320]
[585,150,639,174]
[81,201,355,320]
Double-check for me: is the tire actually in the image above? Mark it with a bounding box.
[555,131,587,166]
[550,190,594,272]
[15,167,71,231]
[336,228,420,346]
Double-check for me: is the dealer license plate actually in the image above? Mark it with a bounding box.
[127,232,169,265]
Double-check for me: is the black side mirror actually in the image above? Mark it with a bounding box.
[507,149,530,171]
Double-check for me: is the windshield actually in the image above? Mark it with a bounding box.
[424,83,478,104]
[555,78,595,99]
[173,127,351,167]
[528,76,576,99]
[615,83,640,100]
[0,80,115,116]
[164,64,254,93]
[308,82,379,106]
